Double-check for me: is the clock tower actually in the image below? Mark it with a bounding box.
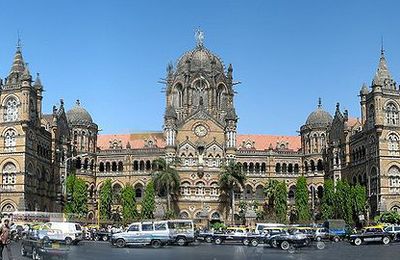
[163,31,237,217]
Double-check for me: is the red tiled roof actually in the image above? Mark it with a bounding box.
[97,133,301,151]
[97,132,165,150]
[347,117,359,127]
[236,134,301,151]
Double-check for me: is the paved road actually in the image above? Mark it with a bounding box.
[4,240,400,260]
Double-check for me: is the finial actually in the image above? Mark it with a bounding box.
[336,102,340,111]
[195,28,205,48]
[16,30,22,51]
[60,98,64,106]
[318,97,322,108]
[381,36,385,56]
[76,99,80,106]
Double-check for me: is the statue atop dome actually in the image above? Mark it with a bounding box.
[195,28,205,48]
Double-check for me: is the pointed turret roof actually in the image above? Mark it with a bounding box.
[372,48,396,89]
[34,73,42,88]
[9,45,25,76]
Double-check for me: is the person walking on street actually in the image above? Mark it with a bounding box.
[0,219,13,260]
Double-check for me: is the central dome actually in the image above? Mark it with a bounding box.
[305,100,333,127]
[66,100,93,125]
[176,46,225,73]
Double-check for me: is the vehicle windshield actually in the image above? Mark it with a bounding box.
[167,221,193,231]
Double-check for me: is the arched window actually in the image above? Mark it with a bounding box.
[370,167,378,196]
[83,158,89,170]
[310,160,315,172]
[134,183,144,200]
[111,162,117,172]
[317,159,324,171]
[261,163,266,172]
[4,129,17,152]
[317,186,324,199]
[105,162,111,172]
[4,97,19,122]
[139,160,145,171]
[294,163,299,173]
[386,102,399,125]
[195,182,205,195]
[288,163,293,173]
[288,185,296,200]
[304,161,309,172]
[210,182,219,196]
[388,166,400,193]
[368,104,375,127]
[99,162,105,172]
[133,161,139,171]
[180,181,191,195]
[275,163,281,173]
[145,160,151,171]
[180,212,190,219]
[282,163,287,173]
[249,162,254,173]
[255,185,264,200]
[118,161,123,172]
[2,162,17,186]
[75,157,82,169]
[388,133,399,156]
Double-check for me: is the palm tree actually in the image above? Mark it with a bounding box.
[153,158,180,213]
[218,160,246,224]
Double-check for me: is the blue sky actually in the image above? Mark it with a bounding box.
[0,0,399,135]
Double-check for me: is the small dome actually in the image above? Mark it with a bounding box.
[66,100,93,125]
[305,99,333,127]
[360,83,369,95]
[176,46,225,73]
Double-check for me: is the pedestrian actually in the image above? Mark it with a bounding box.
[0,219,13,260]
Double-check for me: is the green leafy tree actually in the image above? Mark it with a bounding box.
[320,179,335,220]
[375,211,400,224]
[351,184,367,222]
[121,183,138,223]
[64,174,88,219]
[295,176,311,223]
[275,181,288,223]
[99,179,113,220]
[218,160,246,223]
[153,158,180,212]
[264,180,279,207]
[335,180,353,224]
[141,180,155,219]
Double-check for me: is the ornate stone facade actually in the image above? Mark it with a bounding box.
[2,35,399,221]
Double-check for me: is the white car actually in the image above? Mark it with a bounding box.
[40,222,83,245]
[384,225,400,240]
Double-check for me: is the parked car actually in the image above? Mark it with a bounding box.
[161,219,195,246]
[314,227,330,241]
[255,223,286,234]
[323,219,349,242]
[267,230,311,250]
[349,226,394,246]
[384,225,400,241]
[21,231,70,260]
[212,227,260,246]
[39,222,83,245]
[196,230,214,243]
[111,222,172,248]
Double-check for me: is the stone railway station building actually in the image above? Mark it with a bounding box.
[0,35,399,222]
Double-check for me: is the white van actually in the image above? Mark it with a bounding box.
[255,223,286,234]
[41,222,83,245]
[155,219,195,246]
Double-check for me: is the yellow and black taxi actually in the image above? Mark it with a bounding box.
[349,225,395,246]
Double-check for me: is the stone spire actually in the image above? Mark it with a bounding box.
[34,73,42,88]
[9,40,25,76]
[372,47,396,89]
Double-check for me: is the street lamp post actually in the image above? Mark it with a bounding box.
[62,153,88,195]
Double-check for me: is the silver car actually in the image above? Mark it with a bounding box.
[111,222,172,248]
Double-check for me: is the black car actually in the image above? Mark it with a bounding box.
[212,228,261,246]
[267,230,311,250]
[195,230,214,243]
[21,231,70,260]
[349,227,394,246]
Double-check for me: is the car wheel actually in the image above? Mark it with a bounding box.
[242,238,250,246]
[205,236,212,243]
[65,237,73,245]
[214,238,223,245]
[333,236,340,243]
[43,236,50,242]
[354,238,362,246]
[151,240,162,249]
[176,237,187,246]
[21,245,27,256]
[270,239,278,248]
[304,238,311,246]
[382,236,390,245]
[115,239,126,248]
[102,235,108,241]
[316,236,322,242]
[280,241,290,250]
[32,248,41,260]
[251,239,259,247]
[94,236,100,241]
[316,241,325,250]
